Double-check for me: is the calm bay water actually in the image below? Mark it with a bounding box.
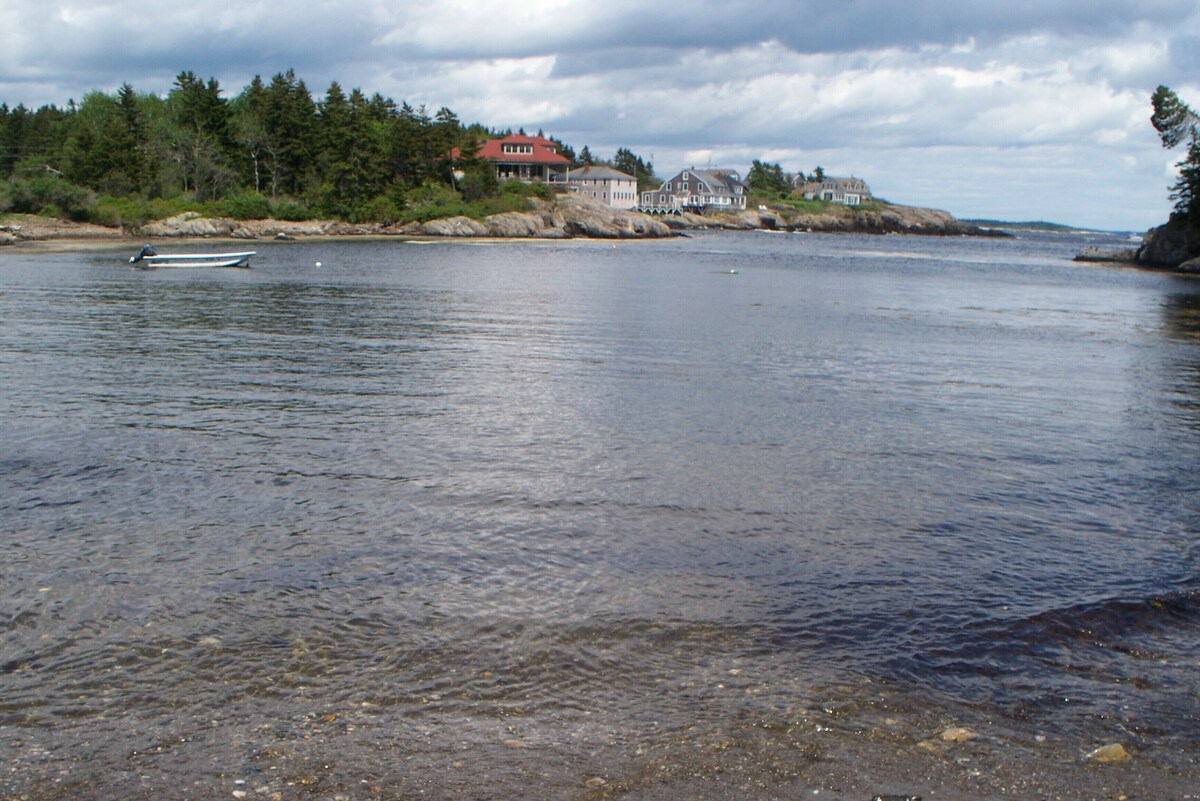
[2,230,1199,799]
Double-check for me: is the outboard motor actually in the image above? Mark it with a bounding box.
[129,243,157,264]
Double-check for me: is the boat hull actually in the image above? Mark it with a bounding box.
[131,251,256,268]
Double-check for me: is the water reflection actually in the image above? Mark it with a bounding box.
[2,233,1199,800]
[1161,288,1200,429]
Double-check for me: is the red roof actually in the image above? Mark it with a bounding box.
[456,133,570,165]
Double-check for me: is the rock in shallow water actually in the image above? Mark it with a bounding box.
[940,726,976,743]
[1085,742,1131,763]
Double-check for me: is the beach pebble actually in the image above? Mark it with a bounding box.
[1085,743,1131,763]
[503,738,526,748]
[585,777,607,788]
[940,727,976,743]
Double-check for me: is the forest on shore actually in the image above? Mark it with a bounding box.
[0,69,666,229]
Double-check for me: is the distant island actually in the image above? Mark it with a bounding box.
[962,219,1109,233]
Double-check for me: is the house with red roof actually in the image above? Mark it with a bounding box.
[461,133,571,184]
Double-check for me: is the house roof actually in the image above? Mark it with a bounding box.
[466,133,570,165]
[566,165,636,181]
[658,167,745,195]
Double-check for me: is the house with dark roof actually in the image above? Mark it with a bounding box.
[796,176,872,206]
[565,165,639,209]
[640,168,747,213]
[458,133,571,184]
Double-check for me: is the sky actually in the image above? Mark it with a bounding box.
[3,0,1200,231]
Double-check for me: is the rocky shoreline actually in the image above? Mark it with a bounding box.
[2,194,996,247]
[1075,223,1200,272]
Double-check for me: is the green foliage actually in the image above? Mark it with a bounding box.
[778,195,831,214]
[1151,85,1199,149]
[86,194,221,227]
[349,195,402,224]
[0,67,585,226]
[0,174,94,219]
[747,160,789,196]
[457,161,499,202]
[269,197,314,221]
[612,147,655,186]
[223,190,271,219]
[1171,139,1200,229]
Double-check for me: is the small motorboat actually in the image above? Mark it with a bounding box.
[129,244,255,268]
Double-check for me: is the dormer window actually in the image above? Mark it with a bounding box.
[502,143,534,154]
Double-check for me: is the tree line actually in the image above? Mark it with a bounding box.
[0,69,657,225]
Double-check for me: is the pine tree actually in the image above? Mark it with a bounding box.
[1151,85,1200,228]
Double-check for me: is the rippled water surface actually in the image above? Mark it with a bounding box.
[2,231,1199,799]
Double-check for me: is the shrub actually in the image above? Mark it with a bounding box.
[270,198,313,221]
[0,175,95,220]
[350,196,402,224]
[224,191,271,220]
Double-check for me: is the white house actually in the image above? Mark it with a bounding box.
[641,168,747,213]
[566,165,639,209]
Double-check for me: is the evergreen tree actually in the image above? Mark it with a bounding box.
[1151,85,1200,228]
[167,72,236,199]
[1171,139,1200,228]
[260,69,316,196]
[1,104,28,177]
[747,159,788,194]
[612,147,656,189]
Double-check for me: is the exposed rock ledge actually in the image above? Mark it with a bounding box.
[137,196,675,241]
[1132,224,1200,272]
[1073,224,1200,272]
[661,202,993,236]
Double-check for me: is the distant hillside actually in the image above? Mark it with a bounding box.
[962,219,1085,232]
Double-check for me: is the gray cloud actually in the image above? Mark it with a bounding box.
[2,0,1197,229]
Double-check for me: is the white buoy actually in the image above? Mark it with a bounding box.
[315,261,322,268]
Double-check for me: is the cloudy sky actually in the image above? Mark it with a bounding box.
[3,0,1199,230]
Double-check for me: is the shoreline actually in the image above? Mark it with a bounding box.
[1,196,999,253]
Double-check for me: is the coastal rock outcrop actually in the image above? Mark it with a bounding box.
[661,202,990,236]
[554,195,673,238]
[416,216,489,237]
[127,196,673,241]
[1135,224,1200,270]
[0,216,124,244]
[140,213,235,238]
[1074,246,1138,264]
